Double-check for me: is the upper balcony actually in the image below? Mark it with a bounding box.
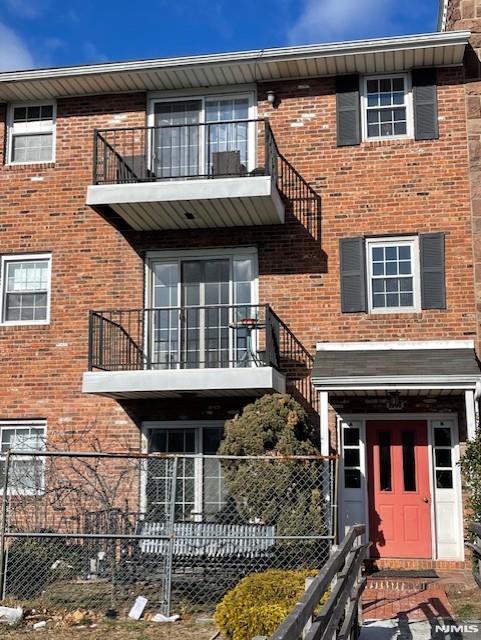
[86,119,320,235]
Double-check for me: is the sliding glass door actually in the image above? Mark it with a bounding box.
[150,252,256,369]
[152,95,252,178]
[154,100,202,178]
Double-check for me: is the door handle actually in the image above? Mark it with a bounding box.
[423,497,429,503]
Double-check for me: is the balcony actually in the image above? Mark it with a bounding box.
[82,304,288,398]
[86,119,320,236]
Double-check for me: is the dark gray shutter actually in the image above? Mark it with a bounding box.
[340,237,367,312]
[336,75,361,147]
[420,232,446,309]
[412,68,439,141]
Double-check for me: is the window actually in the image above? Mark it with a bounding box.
[362,75,412,141]
[8,103,55,164]
[146,423,225,521]
[343,425,362,489]
[366,237,420,313]
[0,421,46,495]
[379,431,392,492]
[433,423,454,489]
[1,254,52,324]
[402,431,416,492]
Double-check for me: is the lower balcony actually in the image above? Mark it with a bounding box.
[82,304,287,399]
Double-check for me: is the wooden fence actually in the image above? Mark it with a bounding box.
[254,524,368,640]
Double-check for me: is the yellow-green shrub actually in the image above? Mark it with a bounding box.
[215,568,325,640]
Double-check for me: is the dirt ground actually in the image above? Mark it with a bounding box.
[448,587,481,620]
[2,618,219,639]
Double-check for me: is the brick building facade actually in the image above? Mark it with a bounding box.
[0,25,478,565]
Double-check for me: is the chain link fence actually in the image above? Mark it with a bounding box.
[0,451,336,616]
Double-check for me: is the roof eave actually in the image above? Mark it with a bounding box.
[0,30,471,103]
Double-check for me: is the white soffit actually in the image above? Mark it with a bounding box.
[0,31,470,102]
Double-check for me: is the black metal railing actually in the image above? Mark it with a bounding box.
[92,118,321,238]
[93,118,277,184]
[88,304,281,372]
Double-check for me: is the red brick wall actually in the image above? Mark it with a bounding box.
[0,68,475,449]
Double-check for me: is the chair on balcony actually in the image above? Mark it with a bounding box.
[117,155,154,183]
[211,150,246,178]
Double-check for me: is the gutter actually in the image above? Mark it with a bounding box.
[438,0,449,32]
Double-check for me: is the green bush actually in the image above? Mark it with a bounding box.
[219,393,320,457]
[215,568,324,640]
[217,394,327,544]
[5,536,84,600]
[460,429,481,523]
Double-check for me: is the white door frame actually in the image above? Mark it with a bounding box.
[337,412,464,561]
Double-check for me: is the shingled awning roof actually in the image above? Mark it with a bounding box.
[312,340,481,392]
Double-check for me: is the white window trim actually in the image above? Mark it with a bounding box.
[140,420,224,520]
[0,253,52,326]
[361,73,413,142]
[6,101,57,166]
[366,235,421,314]
[147,91,257,174]
[145,247,259,370]
[0,419,47,496]
[145,246,259,308]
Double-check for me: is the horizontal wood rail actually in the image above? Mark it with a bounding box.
[261,524,369,640]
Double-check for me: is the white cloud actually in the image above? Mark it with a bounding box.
[5,0,49,19]
[83,42,108,63]
[0,22,34,70]
[288,0,394,45]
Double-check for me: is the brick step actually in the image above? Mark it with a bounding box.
[365,576,438,592]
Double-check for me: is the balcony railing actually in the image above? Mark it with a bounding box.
[88,304,281,372]
[93,118,278,184]
[91,119,321,239]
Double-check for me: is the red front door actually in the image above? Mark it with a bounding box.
[367,420,432,559]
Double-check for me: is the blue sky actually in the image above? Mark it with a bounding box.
[0,0,441,71]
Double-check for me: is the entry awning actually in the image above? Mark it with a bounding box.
[312,340,481,392]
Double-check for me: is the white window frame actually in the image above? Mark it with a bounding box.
[366,236,420,314]
[145,247,259,369]
[7,101,57,166]
[0,419,47,496]
[361,73,413,142]
[0,253,52,326]
[147,91,257,174]
[140,420,225,521]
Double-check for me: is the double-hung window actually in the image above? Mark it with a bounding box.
[366,237,420,313]
[362,75,412,140]
[8,103,56,164]
[0,421,46,495]
[1,254,52,324]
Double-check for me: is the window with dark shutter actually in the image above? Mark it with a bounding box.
[336,75,361,147]
[412,69,439,141]
[420,232,446,309]
[339,237,367,312]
